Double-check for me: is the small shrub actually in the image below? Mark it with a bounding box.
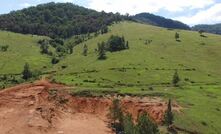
[51,57,59,64]
[201,121,207,126]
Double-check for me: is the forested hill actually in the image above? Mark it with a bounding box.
[192,23,221,35]
[0,2,124,38]
[133,13,190,30]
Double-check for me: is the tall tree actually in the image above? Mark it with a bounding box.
[164,99,174,126]
[172,70,180,86]
[123,114,137,134]
[22,63,32,80]
[109,99,124,132]
[83,44,88,56]
[97,42,106,60]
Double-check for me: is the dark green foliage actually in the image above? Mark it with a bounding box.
[0,2,124,38]
[109,99,124,132]
[101,25,108,34]
[199,30,204,35]
[133,13,190,30]
[22,63,32,80]
[106,35,129,52]
[40,41,49,54]
[123,114,137,134]
[83,44,88,56]
[109,99,159,134]
[137,113,159,134]
[97,42,106,60]
[172,70,180,86]
[0,45,9,52]
[110,99,124,124]
[175,32,180,41]
[51,57,59,64]
[192,23,221,35]
[67,43,74,54]
[125,41,129,49]
[164,99,174,126]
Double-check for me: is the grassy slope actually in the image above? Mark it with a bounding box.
[52,21,221,133]
[0,31,51,74]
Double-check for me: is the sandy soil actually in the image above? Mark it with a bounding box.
[0,80,181,134]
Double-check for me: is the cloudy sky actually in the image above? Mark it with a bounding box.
[0,0,221,26]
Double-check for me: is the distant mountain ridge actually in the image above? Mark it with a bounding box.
[192,23,221,35]
[133,13,190,30]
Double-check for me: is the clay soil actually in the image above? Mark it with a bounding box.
[0,80,181,134]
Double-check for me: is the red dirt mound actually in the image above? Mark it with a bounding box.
[0,80,181,134]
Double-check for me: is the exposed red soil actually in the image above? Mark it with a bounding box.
[0,80,181,134]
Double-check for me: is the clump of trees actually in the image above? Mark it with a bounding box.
[109,99,159,134]
[0,45,9,52]
[38,38,69,64]
[106,35,129,52]
[22,63,32,80]
[172,70,180,86]
[96,35,129,60]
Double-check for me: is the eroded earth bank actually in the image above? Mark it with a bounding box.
[0,80,181,134]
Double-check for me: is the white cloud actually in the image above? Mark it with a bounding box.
[87,0,214,15]
[55,0,74,2]
[175,3,221,25]
[20,3,31,8]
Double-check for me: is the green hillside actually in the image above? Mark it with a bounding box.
[53,21,221,87]
[51,21,221,134]
[1,21,221,133]
[0,31,51,88]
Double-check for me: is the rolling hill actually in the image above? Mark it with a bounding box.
[50,21,221,134]
[133,13,190,30]
[0,19,221,134]
[0,30,51,88]
[192,23,221,35]
[0,2,124,38]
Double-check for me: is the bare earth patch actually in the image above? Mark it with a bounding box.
[0,80,181,134]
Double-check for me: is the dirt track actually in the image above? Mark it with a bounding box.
[0,80,181,134]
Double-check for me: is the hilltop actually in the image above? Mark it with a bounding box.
[0,2,124,38]
[133,13,190,30]
[192,23,221,35]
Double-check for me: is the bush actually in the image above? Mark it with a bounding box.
[137,113,159,134]
[51,57,60,64]
[172,70,180,86]
[0,45,9,52]
[22,63,32,80]
[97,42,106,60]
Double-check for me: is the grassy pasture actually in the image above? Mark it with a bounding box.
[1,21,221,133]
[52,21,221,133]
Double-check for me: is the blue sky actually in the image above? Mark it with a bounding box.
[1,0,221,26]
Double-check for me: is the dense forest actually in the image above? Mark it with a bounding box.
[192,23,221,35]
[0,2,124,38]
[133,13,190,30]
